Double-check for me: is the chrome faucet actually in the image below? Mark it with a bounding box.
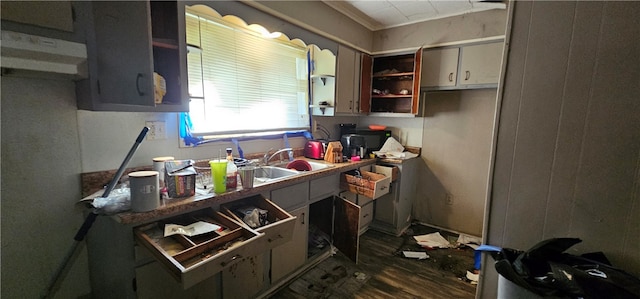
[263,148,294,165]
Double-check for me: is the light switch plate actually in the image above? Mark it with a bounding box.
[145,121,166,140]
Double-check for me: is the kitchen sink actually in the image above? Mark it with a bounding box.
[253,166,300,185]
[272,159,334,171]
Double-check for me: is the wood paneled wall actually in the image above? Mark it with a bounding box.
[481,1,640,297]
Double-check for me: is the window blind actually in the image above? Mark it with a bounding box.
[185,11,309,136]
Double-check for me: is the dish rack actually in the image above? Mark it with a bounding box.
[193,166,212,190]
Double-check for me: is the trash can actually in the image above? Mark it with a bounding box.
[484,238,640,299]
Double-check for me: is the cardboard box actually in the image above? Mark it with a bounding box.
[164,160,196,198]
[341,170,391,199]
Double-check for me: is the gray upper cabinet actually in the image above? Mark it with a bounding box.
[421,47,459,88]
[77,1,189,112]
[459,42,503,86]
[421,41,503,90]
[335,45,362,115]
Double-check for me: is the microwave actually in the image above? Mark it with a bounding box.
[340,127,392,155]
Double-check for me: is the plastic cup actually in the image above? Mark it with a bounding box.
[238,166,256,189]
[209,160,227,194]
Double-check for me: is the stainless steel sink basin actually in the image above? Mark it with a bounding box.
[253,166,300,185]
[272,159,334,171]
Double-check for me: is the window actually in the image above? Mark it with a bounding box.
[184,6,310,141]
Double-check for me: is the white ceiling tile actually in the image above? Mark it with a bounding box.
[429,1,474,15]
[326,0,505,30]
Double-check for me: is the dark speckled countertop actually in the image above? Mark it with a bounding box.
[109,157,377,225]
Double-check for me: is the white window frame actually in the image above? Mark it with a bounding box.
[184,7,310,142]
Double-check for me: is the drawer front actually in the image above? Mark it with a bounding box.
[359,201,374,231]
[309,174,339,202]
[271,182,309,211]
[222,195,297,249]
[134,209,264,289]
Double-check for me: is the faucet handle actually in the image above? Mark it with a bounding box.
[287,149,294,161]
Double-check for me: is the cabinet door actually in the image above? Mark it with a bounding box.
[359,53,372,114]
[335,45,361,114]
[410,47,423,114]
[459,42,503,85]
[136,261,221,299]
[421,48,459,87]
[79,1,188,112]
[271,206,308,283]
[92,1,155,106]
[222,254,266,299]
[334,197,361,263]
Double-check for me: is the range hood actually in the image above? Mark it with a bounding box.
[1,30,88,79]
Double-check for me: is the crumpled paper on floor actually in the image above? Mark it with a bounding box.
[413,232,452,249]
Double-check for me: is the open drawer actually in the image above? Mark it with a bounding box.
[221,194,296,250]
[134,208,264,289]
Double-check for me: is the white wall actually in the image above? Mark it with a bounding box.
[414,89,497,236]
[481,1,640,297]
[1,77,91,298]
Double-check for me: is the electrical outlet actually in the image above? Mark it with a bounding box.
[145,121,166,140]
[312,119,318,133]
[445,193,454,205]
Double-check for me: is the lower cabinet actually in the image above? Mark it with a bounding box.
[91,169,373,299]
[221,254,267,299]
[136,260,222,299]
[271,206,308,283]
[309,195,361,263]
[371,157,418,236]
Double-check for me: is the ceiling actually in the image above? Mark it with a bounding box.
[322,0,507,31]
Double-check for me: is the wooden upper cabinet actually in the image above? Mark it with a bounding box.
[366,48,422,115]
[77,1,189,112]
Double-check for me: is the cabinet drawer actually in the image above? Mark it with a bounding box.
[341,170,391,199]
[310,174,339,202]
[134,208,263,289]
[221,195,296,250]
[374,165,399,182]
[271,182,309,211]
[359,201,374,233]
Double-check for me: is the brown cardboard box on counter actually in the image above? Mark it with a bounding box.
[165,160,196,198]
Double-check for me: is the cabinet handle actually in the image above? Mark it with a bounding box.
[301,212,305,225]
[448,72,454,82]
[136,73,145,96]
[363,213,369,219]
[268,234,283,243]
[465,71,471,81]
[220,254,241,267]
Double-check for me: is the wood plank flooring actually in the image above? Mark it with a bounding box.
[269,223,477,299]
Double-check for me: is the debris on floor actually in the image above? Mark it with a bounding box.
[402,251,429,260]
[466,270,479,285]
[413,232,452,249]
[456,234,482,249]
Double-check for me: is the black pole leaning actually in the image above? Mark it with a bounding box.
[43,127,149,299]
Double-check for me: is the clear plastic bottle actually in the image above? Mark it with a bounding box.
[225,148,238,189]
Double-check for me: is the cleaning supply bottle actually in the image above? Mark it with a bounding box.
[225,148,238,189]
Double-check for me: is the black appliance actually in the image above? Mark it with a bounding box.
[338,124,392,155]
[340,134,366,159]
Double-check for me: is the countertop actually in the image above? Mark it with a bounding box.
[112,157,377,225]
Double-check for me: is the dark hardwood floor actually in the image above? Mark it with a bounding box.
[270,223,477,299]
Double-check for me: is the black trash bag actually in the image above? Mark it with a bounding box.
[489,238,640,299]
